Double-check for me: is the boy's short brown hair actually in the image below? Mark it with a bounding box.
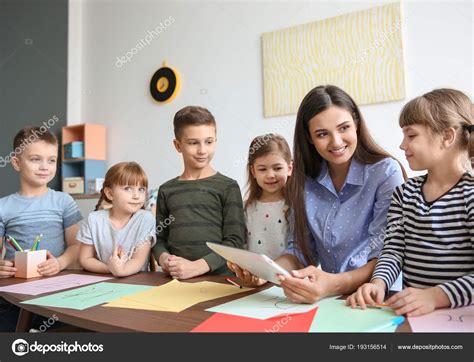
[13,126,58,154]
[173,106,216,139]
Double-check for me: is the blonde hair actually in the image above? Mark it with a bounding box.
[399,88,473,162]
[95,162,148,211]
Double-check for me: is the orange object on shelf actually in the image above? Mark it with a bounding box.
[61,124,106,160]
[61,124,107,194]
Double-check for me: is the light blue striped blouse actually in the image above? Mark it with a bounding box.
[285,157,404,273]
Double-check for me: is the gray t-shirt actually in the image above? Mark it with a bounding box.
[77,209,156,271]
[0,188,83,260]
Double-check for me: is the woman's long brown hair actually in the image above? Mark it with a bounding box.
[287,85,407,266]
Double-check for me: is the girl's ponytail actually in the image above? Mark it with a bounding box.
[467,124,474,167]
[94,187,111,211]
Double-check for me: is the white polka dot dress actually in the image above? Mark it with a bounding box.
[245,200,288,260]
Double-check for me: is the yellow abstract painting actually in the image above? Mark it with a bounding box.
[262,2,405,117]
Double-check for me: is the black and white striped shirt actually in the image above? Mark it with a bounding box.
[372,173,474,307]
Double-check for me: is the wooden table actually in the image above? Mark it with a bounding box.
[0,270,410,332]
[0,271,264,332]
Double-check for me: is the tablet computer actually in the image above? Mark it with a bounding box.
[206,242,290,285]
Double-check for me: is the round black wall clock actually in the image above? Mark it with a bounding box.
[150,62,181,103]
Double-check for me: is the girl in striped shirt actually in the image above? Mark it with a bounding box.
[347,88,473,317]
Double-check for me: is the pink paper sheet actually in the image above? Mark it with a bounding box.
[0,274,112,296]
[408,305,474,332]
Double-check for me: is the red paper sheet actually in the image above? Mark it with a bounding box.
[192,308,318,332]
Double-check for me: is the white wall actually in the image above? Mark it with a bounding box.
[69,0,473,190]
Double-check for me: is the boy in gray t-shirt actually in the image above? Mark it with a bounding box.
[1,189,82,261]
[0,126,83,332]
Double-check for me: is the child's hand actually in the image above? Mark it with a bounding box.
[168,256,209,280]
[346,282,385,309]
[0,260,16,278]
[227,261,267,287]
[385,286,450,317]
[38,251,62,276]
[278,267,333,304]
[107,246,127,277]
[158,252,171,273]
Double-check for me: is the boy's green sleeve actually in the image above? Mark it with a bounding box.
[152,187,170,261]
[0,215,5,260]
[202,182,246,271]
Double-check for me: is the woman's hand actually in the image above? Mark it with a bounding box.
[278,266,334,304]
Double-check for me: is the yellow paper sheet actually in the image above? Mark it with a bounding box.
[103,279,253,312]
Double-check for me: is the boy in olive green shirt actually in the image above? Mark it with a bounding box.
[152,106,245,278]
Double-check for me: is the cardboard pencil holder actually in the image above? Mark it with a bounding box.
[14,250,47,278]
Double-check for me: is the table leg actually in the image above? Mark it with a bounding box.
[16,308,32,332]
